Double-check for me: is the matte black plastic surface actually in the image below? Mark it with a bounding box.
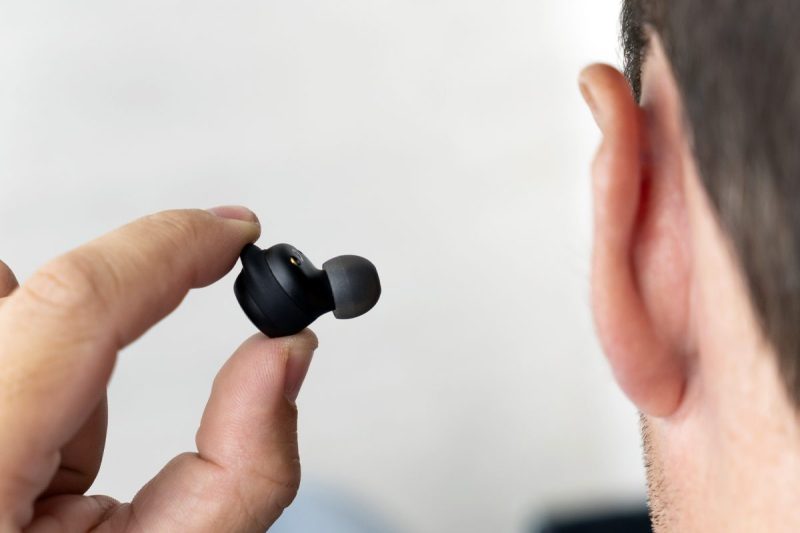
[234,243,381,337]
[264,244,335,315]
[234,244,334,337]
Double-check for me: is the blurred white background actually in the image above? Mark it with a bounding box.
[0,1,644,531]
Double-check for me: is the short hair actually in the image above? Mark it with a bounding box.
[622,0,800,405]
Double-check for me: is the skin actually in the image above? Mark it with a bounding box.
[581,37,800,531]
[5,28,796,533]
[0,206,317,532]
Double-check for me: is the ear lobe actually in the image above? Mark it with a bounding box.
[580,64,688,418]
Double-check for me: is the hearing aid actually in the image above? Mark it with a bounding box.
[234,243,381,338]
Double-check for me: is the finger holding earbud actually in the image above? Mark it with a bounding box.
[0,207,260,528]
[94,331,317,532]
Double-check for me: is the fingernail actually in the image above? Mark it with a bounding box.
[579,80,602,129]
[207,205,260,224]
[284,337,316,404]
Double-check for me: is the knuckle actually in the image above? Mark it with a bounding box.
[247,431,302,522]
[143,210,205,247]
[273,455,302,494]
[139,211,207,283]
[23,253,107,315]
[230,452,301,529]
[269,482,300,518]
[263,463,301,520]
[88,495,121,522]
[255,442,301,496]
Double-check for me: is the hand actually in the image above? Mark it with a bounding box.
[0,207,317,532]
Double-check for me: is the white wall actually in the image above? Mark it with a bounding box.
[0,1,644,531]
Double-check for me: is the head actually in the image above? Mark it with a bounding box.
[581,1,800,530]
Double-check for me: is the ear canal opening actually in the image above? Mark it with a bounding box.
[322,255,381,319]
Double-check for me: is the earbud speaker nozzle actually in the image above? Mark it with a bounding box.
[322,255,382,319]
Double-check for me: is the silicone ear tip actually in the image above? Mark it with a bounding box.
[322,255,381,319]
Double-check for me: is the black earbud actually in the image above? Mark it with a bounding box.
[234,243,381,338]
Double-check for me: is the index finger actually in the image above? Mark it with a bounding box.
[0,207,260,526]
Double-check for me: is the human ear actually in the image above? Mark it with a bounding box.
[579,63,691,418]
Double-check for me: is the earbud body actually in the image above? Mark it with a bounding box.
[234,243,380,338]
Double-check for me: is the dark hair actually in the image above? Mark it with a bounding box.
[622,0,800,405]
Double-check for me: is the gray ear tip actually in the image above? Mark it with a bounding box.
[322,255,381,320]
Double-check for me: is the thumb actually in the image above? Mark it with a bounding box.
[106,331,317,532]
